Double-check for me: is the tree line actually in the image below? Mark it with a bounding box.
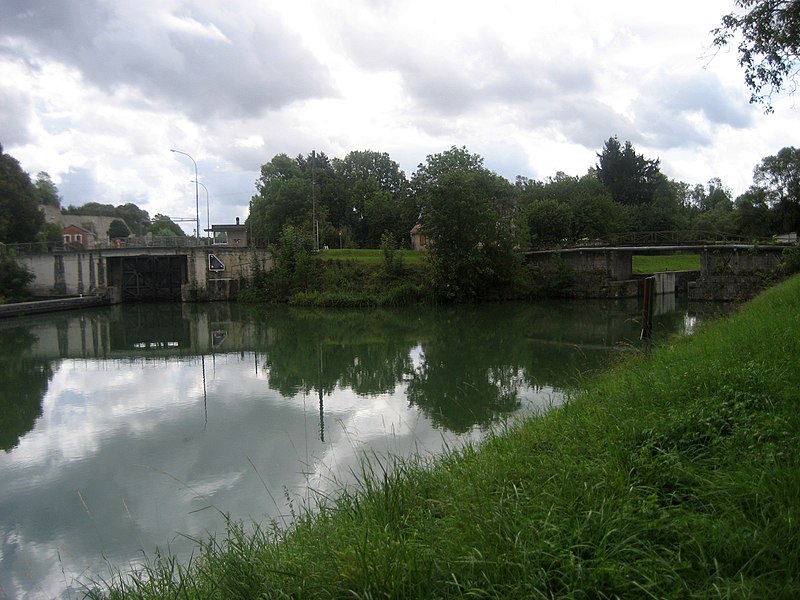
[245,140,800,301]
[248,140,800,254]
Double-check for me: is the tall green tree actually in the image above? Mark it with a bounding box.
[0,144,44,243]
[751,146,800,232]
[248,152,336,248]
[734,187,774,238]
[33,172,61,208]
[107,219,130,239]
[417,148,523,301]
[713,0,800,111]
[331,150,410,247]
[248,154,311,248]
[595,137,662,206]
[147,214,185,237]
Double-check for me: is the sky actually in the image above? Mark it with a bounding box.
[0,0,797,235]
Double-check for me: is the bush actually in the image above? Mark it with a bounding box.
[0,247,34,303]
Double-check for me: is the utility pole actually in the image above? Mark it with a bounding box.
[311,150,319,252]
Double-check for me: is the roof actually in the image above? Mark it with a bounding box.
[63,223,98,236]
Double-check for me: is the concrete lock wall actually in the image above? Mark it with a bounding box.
[702,246,784,275]
[18,248,272,302]
[19,252,102,297]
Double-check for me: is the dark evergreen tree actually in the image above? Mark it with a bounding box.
[595,137,662,206]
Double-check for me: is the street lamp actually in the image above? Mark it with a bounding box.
[170,149,199,245]
[192,180,210,244]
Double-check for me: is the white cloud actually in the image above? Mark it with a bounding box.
[0,0,797,230]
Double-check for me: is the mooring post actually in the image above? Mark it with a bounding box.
[641,275,655,340]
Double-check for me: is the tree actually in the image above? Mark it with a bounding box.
[33,172,61,208]
[753,146,800,205]
[248,152,336,248]
[734,187,774,238]
[0,144,44,243]
[107,219,130,239]
[712,0,800,111]
[417,148,523,301]
[147,214,185,237]
[526,199,573,245]
[751,146,800,232]
[331,150,411,247]
[0,246,34,302]
[595,137,662,206]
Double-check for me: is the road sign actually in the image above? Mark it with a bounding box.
[208,254,226,272]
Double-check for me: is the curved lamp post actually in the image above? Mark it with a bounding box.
[170,149,199,245]
[193,180,210,244]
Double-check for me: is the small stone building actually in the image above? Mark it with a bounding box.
[62,224,97,249]
[207,218,248,247]
[410,224,428,251]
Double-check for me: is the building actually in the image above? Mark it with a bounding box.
[206,218,248,247]
[62,224,97,250]
[410,223,428,251]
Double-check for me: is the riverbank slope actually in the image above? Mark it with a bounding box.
[96,275,800,598]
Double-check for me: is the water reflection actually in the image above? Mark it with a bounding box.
[0,298,697,598]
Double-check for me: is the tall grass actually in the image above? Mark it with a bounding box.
[92,276,800,599]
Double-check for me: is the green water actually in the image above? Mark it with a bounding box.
[0,298,700,598]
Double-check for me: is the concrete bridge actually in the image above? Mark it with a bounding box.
[525,244,788,300]
[17,245,272,303]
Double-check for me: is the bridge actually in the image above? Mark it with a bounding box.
[16,244,271,303]
[525,243,788,300]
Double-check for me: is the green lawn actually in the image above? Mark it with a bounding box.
[316,248,425,266]
[632,253,700,273]
[318,249,696,273]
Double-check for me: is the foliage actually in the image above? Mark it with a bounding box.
[33,171,61,208]
[595,136,663,206]
[0,246,34,302]
[63,201,150,234]
[753,146,800,205]
[0,143,44,243]
[146,214,185,237]
[316,248,423,266]
[780,244,800,274]
[332,150,412,248]
[107,219,130,239]
[712,0,800,110]
[526,198,573,245]
[36,222,64,245]
[422,165,520,301]
[240,224,316,302]
[380,231,404,278]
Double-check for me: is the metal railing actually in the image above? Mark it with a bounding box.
[3,237,212,254]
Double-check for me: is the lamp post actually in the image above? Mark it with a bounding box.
[170,149,199,245]
[193,180,210,244]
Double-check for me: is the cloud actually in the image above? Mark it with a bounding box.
[0,0,336,120]
[0,85,33,146]
[0,0,797,222]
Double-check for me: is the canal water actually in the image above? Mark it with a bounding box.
[1,298,701,598]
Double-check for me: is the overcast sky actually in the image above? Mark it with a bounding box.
[1,0,796,234]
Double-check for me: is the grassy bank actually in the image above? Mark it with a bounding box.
[632,253,700,273]
[98,276,800,598]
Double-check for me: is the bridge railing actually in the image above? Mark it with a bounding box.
[529,230,783,250]
[4,237,212,254]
